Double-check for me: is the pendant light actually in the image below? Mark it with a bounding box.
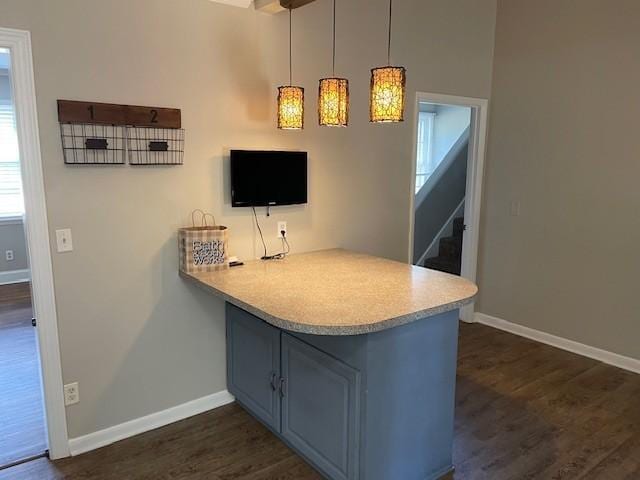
[278,8,304,130]
[369,0,406,123]
[318,0,349,127]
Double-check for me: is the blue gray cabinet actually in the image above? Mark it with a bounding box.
[281,334,360,480]
[226,303,459,480]
[226,305,281,430]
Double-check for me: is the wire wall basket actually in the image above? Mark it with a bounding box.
[127,127,185,165]
[60,123,126,165]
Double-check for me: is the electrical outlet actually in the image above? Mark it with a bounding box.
[5,250,14,261]
[56,228,73,252]
[277,221,287,238]
[64,382,79,406]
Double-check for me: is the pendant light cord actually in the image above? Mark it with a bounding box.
[332,0,337,75]
[387,0,393,65]
[289,8,293,85]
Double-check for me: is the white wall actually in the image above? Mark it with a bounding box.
[258,0,497,262]
[0,0,339,439]
[478,0,640,360]
[417,102,471,171]
[0,0,497,439]
[432,104,471,167]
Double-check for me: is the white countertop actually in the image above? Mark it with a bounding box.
[180,248,478,335]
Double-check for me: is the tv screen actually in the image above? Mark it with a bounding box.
[230,150,308,207]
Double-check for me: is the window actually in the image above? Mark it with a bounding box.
[415,111,435,193]
[0,101,24,218]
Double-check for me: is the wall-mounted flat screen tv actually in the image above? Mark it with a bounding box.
[230,150,308,207]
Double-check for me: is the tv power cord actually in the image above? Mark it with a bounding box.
[253,207,291,261]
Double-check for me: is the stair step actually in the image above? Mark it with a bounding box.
[453,217,465,237]
[423,256,461,275]
[439,236,462,259]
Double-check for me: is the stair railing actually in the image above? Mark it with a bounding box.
[415,197,465,266]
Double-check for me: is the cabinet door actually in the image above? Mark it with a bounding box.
[281,334,361,480]
[226,304,281,431]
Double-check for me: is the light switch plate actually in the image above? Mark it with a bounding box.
[56,228,73,252]
[510,201,521,217]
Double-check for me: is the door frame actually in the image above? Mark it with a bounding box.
[1,27,70,459]
[408,92,489,323]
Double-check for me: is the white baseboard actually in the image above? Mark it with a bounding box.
[0,268,30,285]
[475,312,640,375]
[68,389,235,456]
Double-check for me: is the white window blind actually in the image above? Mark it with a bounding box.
[415,111,435,193]
[0,102,24,218]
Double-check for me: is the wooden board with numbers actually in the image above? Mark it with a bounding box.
[123,105,181,128]
[57,100,181,129]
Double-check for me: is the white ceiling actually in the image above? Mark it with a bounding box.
[208,0,253,7]
[208,0,285,13]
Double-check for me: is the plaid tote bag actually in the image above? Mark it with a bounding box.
[179,210,229,273]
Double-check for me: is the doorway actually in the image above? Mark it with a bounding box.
[0,28,69,462]
[0,45,47,470]
[408,92,488,323]
[412,102,471,275]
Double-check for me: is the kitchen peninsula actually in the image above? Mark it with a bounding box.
[180,249,477,480]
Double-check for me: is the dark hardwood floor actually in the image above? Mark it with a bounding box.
[1,316,639,479]
[0,282,47,468]
[0,282,32,327]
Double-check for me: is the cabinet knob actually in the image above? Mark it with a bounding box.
[270,373,278,392]
[279,377,286,398]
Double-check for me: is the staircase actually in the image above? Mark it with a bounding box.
[422,217,464,275]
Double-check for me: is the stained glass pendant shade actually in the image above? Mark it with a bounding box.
[319,78,349,126]
[318,0,349,127]
[278,86,304,130]
[278,9,304,130]
[370,66,406,123]
[370,0,406,123]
